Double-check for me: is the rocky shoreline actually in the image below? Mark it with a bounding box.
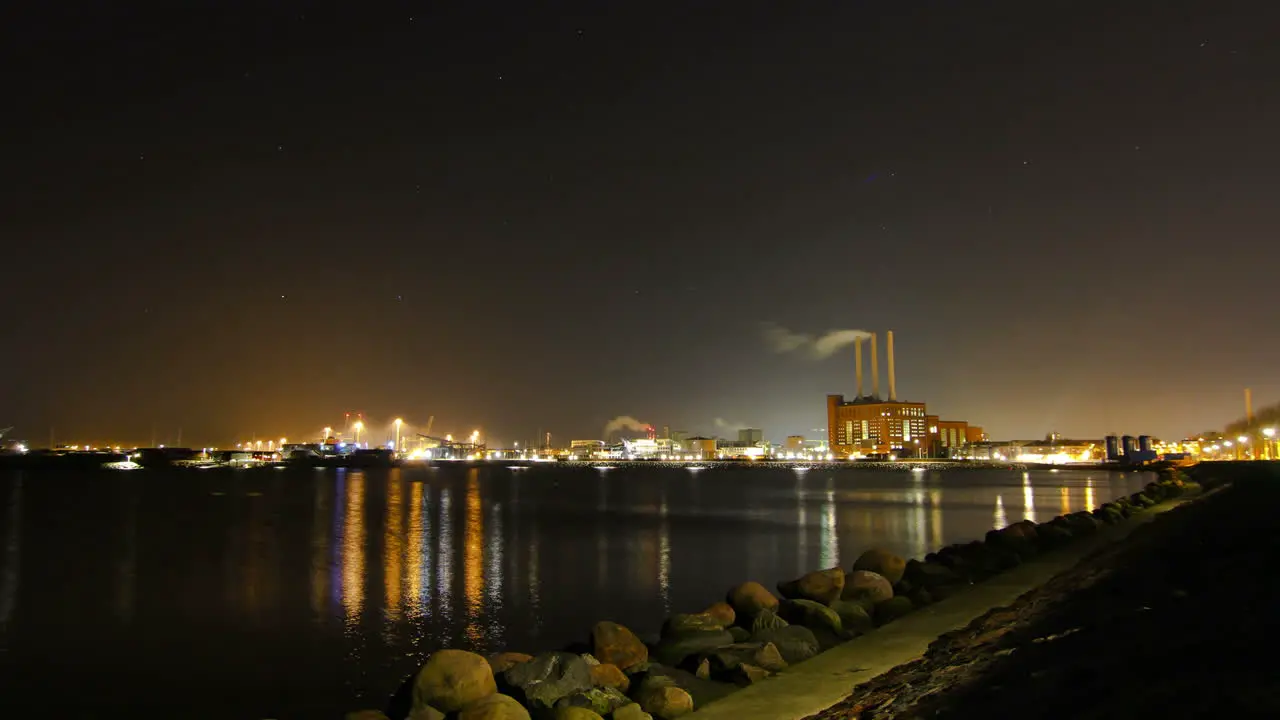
[345,470,1188,720]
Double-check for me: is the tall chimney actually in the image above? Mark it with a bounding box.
[870,332,880,399]
[887,330,897,402]
[854,337,864,398]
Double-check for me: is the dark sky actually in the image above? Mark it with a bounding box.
[3,1,1277,447]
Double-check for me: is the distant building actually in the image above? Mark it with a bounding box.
[738,428,763,444]
[686,436,717,460]
[785,435,805,451]
[828,395,928,456]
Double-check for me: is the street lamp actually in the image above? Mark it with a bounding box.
[323,427,332,443]
[354,421,364,445]
[394,418,403,452]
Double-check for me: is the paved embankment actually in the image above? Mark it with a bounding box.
[793,462,1280,719]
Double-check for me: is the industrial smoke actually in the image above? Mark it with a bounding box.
[761,323,872,359]
[603,415,650,438]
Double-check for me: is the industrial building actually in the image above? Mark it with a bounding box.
[826,330,981,458]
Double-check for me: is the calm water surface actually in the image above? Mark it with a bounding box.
[0,464,1147,718]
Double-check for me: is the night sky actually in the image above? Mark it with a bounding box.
[3,1,1277,447]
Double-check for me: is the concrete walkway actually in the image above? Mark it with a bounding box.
[688,499,1188,720]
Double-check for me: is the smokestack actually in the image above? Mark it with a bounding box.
[870,332,880,399]
[1246,388,1254,422]
[854,337,864,398]
[887,330,897,402]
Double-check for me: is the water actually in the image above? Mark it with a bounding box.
[0,463,1146,718]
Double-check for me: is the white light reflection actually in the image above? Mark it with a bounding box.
[819,479,838,569]
[796,471,808,569]
[993,495,1007,530]
[485,493,505,648]
[658,489,671,614]
[597,477,609,586]
[437,488,453,640]
[1022,472,1037,523]
[1085,477,1096,511]
[929,489,943,550]
[910,486,927,560]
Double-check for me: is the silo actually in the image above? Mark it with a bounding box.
[1138,435,1153,453]
[1121,435,1137,456]
[1105,435,1120,461]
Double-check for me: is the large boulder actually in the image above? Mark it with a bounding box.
[829,600,875,634]
[590,663,630,692]
[488,652,534,674]
[633,676,694,720]
[727,626,751,642]
[751,625,819,665]
[728,664,770,686]
[750,608,788,633]
[653,629,734,667]
[554,686,630,717]
[346,712,390,720]
[591,622,649,671]
[874,597,915,625]
[903,560,960,589]
[413,649,499,714]
[702,642,787,675]
[842,570,894,604]
[458,694,531,720]
[503,652,593,712]
[703,602,736,628]
[852,548,906,585]
[778,599,843,636]
[407,708,446,720]
[776,567,845,604]
[613,703,653,720]
[726,581,779,618]
[661,612,723,638]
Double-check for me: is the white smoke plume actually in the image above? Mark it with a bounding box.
[603,415,650,438]
[714,417,748,432]
[761,322,871,359]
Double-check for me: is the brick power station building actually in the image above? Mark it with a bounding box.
[826,330,984,458]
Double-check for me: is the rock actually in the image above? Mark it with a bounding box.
[554,707,603,720]
[503,651,594,712]
[489,652,534,674]
[413,649,499,714]
[458,694,531,720]
[752,625,819,665]
[903,560,960,589]
[829,600,875,634]
[613,703,653,720]
[345,711,390,720]
[852,548,907,585]
[908,588,933,606]
[703,602,736,628]
[729,664,770,686]
[842,570,894,604]
[874,597,914,625]
[750,642,787,673]
[581,654,601,666]
[750,608,788,633]
[634,677,694,720]
[653,629,734,667]
[1037,523,1074,545]
[591,663,630,692]
[632,664,738,708]
[776,567,845,604]
[694,658,711,680]
[661,612,723,638]
[554,687,631,717]
[700,641,787,675]
[778,598,843,635]
[726,581,779,619]
[592,622,649,671]
[408,707,446,720]
[727,626,751,642]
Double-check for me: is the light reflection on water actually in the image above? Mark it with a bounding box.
[0,465,1150,719]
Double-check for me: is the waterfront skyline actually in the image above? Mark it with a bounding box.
[3,1,1277,444]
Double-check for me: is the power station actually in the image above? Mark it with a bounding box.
[826,330,983,458]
